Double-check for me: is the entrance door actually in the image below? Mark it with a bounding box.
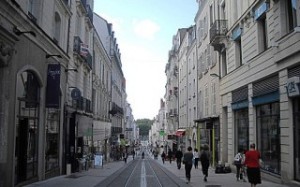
[17,119,29,183]
[294,98,300,181]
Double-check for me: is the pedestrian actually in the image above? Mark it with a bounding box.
[142,151,145,159]
[168,149,173,164]
[175,149,183,169]
[161,151,166,164]
[123,152,127,163]
[132,150,135,160]
[234,148,244,181]
[244,143,261,187]
[200,144,210,182]
[183,146,193,184]
[193,148,199,169]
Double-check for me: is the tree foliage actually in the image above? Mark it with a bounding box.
[136,118,153,136]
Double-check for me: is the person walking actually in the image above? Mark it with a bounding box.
[200,144,210,182]
[175,149,183,169]
[168,149,173,164]
[161,151,166,164]
[132,150,135,160]
[244,143,261,187]
[234,148,244,181]
[183,146,193,184]
[193,148,199,169]
[123,152,127,163]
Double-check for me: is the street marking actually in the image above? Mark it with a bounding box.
[141,161,147,187]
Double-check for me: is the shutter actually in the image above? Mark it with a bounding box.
[288,65,300,78]
[232,86,248,103]
[253,75,279,97]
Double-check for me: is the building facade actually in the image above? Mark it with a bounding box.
[210,0,300,184]
[0,0,132,186]
[0,0,73,186]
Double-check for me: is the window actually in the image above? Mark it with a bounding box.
[287,0,298,31]
[28,0,38,23]
[205,85,209,116]
[220,0,226,20]
[257,15,268,52]
[257,102,280,174]
[235,38,242,67]
[210,4,214,26]
[54,12,61,45]
[211,82,216,114]
[221,49,227,76]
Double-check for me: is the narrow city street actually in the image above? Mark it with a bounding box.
[96,151,188,187]
[25,149,291,187]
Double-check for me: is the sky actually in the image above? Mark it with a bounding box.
[94,0,197,120]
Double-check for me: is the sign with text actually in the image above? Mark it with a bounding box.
[286,77,300,97]
[45,64,61,108]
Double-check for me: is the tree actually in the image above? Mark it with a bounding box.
[136,118,153,140]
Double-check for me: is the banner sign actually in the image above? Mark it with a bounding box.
[45,64,61,108]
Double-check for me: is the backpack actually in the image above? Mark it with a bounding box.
[234,153,242,165]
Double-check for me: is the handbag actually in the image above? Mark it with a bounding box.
[259,159,264,167]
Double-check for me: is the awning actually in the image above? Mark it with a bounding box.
[175,129,186,137]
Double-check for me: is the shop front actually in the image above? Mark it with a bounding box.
[287,65,300,181]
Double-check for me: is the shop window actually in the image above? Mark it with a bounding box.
[293,98,300,181]
[235,109,249,152]
[257,102,281,175]
[45,110,60,172]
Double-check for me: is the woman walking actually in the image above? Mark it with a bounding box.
[244,143,261,187]
[193,148,199,169]
[234,148,244,181]
[183,146,193,184]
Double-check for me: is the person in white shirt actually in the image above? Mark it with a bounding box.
[193,148,199,169]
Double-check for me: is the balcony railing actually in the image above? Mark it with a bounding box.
[72,96,92,113]
[210,20,227,51]
[73,36,93,70]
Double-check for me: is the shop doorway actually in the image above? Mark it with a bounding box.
[15,71,40,184]
[16,117,38,183]
[294,98,300,181]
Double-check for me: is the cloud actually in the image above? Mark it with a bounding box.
[133,19,160,40]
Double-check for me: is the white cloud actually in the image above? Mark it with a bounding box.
[133,19,160,40]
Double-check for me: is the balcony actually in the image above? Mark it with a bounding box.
[109,102,124,116]
[209,20,227,52]
[72,96,92,113]
[73,36,93,70]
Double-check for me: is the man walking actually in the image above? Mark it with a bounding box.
[200,145,210,182]
[175,149,183,169]
[183,146,193,184]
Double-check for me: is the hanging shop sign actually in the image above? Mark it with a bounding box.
[286,77,300,97]
[45,64,61,108]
